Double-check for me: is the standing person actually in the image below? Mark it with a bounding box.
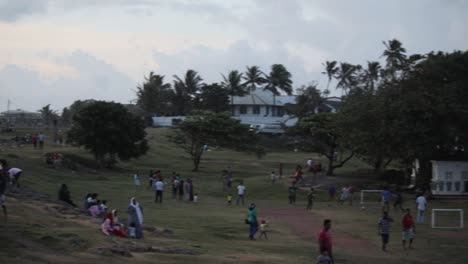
[189,179,194,202]
[307,159,313,172]
[31,134,38,148]
[154,177,164,203]
[402,208,415,249]
[339,185,349,205]
[318,219,334,264]
[328,185,336,203]
[378,211,394,251]
[416,193,428,224]
[259,219,268,239]
[178,179,185,201]
[306,187,315,210]
[227,193,233,206]
[127,197,144,239]
[295,165,303,185]
[0,173,7,222]
[172,175,180,199]
[288,182,297,205]
[133,171,141,188]
[8,167,23,187]
[270,171,276,185]
[247,203,258,240]
[38,131,45,149]
[236,181,246,206]
[381,187,391,212]
[183,179,190,202]
[58,184,77,207]
[393,188,404,211]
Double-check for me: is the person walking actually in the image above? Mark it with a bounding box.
[154,177,164,203]
[38,132,45,149]
[402,208,415,250]
[416,192,428,224]
[236,181,246,206]
[318,219,334,264]
[247,203,258,240]
[127,197,144,239]
[378,211,393,251]
[288,182,297,205]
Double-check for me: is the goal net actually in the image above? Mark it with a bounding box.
[360,190,383,207]
[431,209,464,229]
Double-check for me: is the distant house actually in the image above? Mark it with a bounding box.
[0,109,42,127]
[152,90,342,127]
[431,160,468,195]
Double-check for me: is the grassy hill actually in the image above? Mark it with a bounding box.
[0,128,467,264]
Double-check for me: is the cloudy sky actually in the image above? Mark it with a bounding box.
[1,0,467,112]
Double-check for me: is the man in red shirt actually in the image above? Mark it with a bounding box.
[318,219,334,263]
[402,208,415,249]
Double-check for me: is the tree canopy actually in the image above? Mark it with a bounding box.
[67,101,149,167]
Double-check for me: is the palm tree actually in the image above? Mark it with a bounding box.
[322,60,338,93]
[335,62,359,95]
[39,104,58,129]
[136,72,172,116]
[382,39,407,78]
[173,70,203,115]
[221,70,247,115]
[242,66,266,94]
[362,61,381,92]
[264,64,293,116]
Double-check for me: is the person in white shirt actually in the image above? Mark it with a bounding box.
[270,171,276,185]
[236,181,246,206]
[416,193,428,224]
[154,178,164,203]
[8,167,23,187]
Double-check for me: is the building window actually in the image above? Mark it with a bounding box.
[438,182,444,191]
[446,182,452,192]
[253,105,260,115]
[240,106,247,114]
[455,182,461,192]
[445,171,453,180]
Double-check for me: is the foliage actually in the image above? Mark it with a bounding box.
[289,113,354,175]
[195,83,230,113]
[243,66,266,94]
[173,70,204,115]
[61,99,96,125]
[66,101,149,167]
[38,104,58,128]
[284,83,323,120]
[169,111,264,171]
[136,72,174,117]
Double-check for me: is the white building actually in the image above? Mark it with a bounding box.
[431,160,468,195]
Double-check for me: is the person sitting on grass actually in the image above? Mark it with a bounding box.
[58,184,77,207]
[378,211,394,252]
[88,200,101,217]
[99,200,108,215]
[111,210,127,237]
[101,212,113,236]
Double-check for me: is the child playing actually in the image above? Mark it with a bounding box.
[259,219,268,239]
[128,223,136,238]
[227,193,232,206]
[270,171,276,184]
[193,193,199,203]
[316,249,332,264]
[99,200,108,215]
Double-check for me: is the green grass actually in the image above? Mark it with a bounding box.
[0,128,467,264]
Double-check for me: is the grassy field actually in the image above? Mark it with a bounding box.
[1,128,467,264]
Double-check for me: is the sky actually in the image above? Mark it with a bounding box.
[1,0,467,112]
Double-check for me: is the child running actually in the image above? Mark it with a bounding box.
[259,219,268,239]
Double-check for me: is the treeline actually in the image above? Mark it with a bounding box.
[291,39,468,190]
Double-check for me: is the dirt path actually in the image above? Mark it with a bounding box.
[262,207,374,254]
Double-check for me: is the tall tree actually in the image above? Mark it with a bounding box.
[322,60,338,93]
[136,72,173,117]
[195,83,230,113]
[221,70,247,115]
[169,111,264,171]
[67,101,148,168]
[284,84,323,120]
[243,66,266,94]
[173,70,203,115]
[289,113,354,176]
[264,64,293,116]
[362,61,381,92]
[381,39,407,79]
[335,62,360,95]
[39,104,58,129]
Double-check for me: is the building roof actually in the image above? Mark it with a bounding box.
[232,90,342,108]
[0,109,41,115]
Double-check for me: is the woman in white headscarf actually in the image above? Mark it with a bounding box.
[127,197,144,238]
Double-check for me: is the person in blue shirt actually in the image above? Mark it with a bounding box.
[381,188,391,212]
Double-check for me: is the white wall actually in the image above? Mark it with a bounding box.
[432,161,468,195]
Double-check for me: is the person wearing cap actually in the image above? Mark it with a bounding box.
[247,203,258,240]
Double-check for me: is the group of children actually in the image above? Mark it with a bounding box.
[84,193,108,217]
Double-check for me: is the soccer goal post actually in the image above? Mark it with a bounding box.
[360,190,383,206]
[431,209,464,229]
